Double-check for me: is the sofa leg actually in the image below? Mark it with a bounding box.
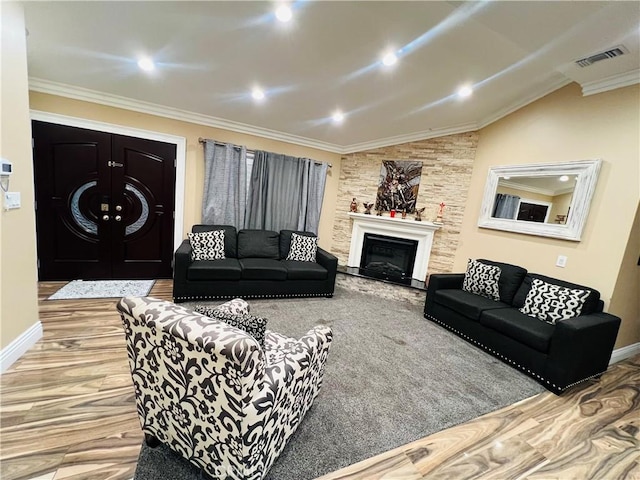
[144,433,160,448]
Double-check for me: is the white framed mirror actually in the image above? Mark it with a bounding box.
[478,159,601,241]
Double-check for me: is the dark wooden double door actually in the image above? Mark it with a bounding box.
[33,121,176,280]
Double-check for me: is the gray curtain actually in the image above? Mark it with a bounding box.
[245,151,329,233]
[493,193,520,219]
[202,140,247,229]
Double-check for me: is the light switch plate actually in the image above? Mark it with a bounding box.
[4,192,21,210]
[556,255,567,268]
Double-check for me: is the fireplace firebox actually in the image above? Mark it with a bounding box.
[359,233,418,285]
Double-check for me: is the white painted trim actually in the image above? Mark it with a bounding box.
[1,321,43,373]
[29,110,186,252]
[609,342,640,365]
[582,69,640,97]
[28,75,589,155]
[28,77,343,154]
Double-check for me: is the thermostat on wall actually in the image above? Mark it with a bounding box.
[1,159,12,176]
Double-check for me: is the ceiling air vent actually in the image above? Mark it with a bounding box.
[576,46,627,67]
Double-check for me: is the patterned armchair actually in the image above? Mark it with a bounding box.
[117,296,333,480]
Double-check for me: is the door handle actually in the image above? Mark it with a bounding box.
[114,215,122,222]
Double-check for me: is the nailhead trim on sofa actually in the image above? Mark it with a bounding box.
[175,292,334,302]
[424,313,604,393]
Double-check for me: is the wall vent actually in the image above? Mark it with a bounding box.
[576,46,627,67]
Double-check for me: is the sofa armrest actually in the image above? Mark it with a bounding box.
[316,248,338,294]
[173,239,192,280]
[425,273,465,314]
[546,312,621,388]
[316,248,338,272]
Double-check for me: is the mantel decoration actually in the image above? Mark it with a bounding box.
[349,197,358,213]
[375,160,423,213]
[363,202,374,214]
[415,207,426,221]
[435,202,445,223]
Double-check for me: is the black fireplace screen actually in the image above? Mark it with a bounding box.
[359,233,418,285]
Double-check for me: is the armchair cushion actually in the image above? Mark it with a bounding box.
[195,305,267,348]
[188,230,225,261]
[207,298,250,315]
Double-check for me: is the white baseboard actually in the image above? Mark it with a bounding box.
[1,321,43,373]
[609,342,640,365]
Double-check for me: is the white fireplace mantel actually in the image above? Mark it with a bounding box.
[347,212,441,281]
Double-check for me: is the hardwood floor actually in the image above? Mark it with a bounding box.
[1,280,638,480]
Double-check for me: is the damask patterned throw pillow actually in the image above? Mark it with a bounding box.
[194,305,267,348]
[188,230,225,261]
[519,278,591,325]
[462,259,501,301]
[286,233,318,262]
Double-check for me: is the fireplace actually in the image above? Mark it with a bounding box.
[347,212,441,283]
[360,234,418,285]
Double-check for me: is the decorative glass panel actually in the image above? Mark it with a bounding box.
[125,183,149,236]
[70,181,98,235]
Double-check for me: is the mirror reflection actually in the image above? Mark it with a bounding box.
[492,175,576,224]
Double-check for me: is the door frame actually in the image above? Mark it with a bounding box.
[30,110,186,253]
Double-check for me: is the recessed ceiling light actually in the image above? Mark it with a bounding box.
[457,85,473,98]
[275,4,292,22]
[382,52,398,66]
[559,175,570,182]
[332,111,345,123]
[252,87,265,101]
[137,57,155,72]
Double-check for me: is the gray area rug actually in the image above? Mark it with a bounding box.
[48,279,155,300]
[134,286,543,480]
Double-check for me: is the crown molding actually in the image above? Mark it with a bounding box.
[478,76,573,130]
[28,77,344,154]
[581,69,640,97]
[340,122,479,154]
[29,75,585,156]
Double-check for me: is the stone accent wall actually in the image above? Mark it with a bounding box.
[331,132,479,278]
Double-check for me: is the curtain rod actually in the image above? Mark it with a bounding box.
[198,137,332,168]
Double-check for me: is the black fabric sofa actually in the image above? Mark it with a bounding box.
[424,259,621,394]
[173,225,338,302]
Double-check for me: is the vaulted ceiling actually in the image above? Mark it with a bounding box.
[23,1,640,153]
